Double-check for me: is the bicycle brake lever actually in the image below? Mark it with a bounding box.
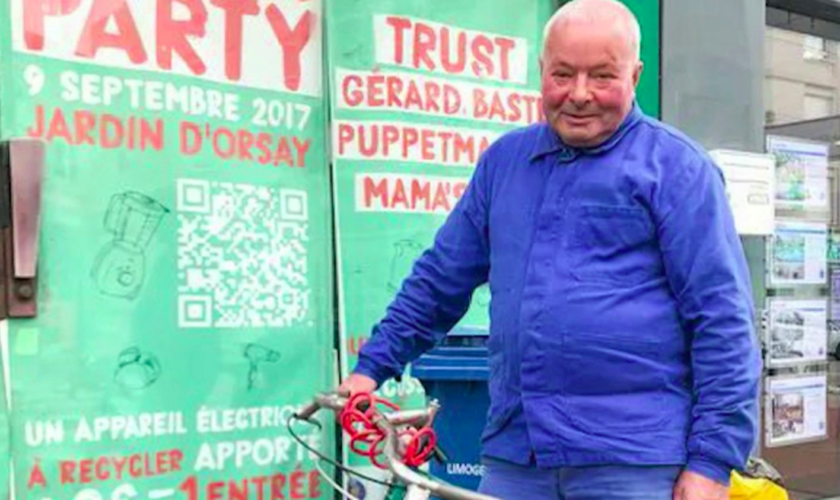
[295,401,321,421]
[432,444,448,464]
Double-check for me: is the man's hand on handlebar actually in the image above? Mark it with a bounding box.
[338,373,378,396]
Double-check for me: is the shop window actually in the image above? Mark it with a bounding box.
[764,13,840,500]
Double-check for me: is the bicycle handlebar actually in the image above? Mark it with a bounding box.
[295,392,499,500]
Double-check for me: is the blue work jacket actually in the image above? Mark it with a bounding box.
[354,103,762,485]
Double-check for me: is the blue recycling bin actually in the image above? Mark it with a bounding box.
[411,334,490,492]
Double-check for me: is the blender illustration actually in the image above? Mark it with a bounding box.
[91,191,169,300]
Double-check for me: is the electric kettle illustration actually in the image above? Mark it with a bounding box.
[91,191,169,300]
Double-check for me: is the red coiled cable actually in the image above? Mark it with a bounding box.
[339,392,437,469]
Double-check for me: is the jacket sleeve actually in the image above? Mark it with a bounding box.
[657,153,762,485]
[353,155,492,386]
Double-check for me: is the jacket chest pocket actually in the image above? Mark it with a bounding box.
[568,204,661,285]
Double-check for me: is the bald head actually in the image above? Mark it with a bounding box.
[543,0,641,62]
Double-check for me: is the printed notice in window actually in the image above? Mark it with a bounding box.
[766,375,828,448]
[767,135,829,211]
[770,221,828,287]
[766,299,828,367]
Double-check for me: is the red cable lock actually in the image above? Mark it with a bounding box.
[339,392,437,469]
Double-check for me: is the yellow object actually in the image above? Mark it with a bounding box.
[730,470,789,500]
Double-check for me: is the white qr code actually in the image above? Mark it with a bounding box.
[176,178,309,329]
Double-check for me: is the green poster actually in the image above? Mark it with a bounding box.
[327,0,554,495]
[1,1,334,500]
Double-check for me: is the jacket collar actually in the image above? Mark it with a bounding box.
[530,102,643,163]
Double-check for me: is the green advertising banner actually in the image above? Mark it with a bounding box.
[1,1,334,500]
[327,0,554,496]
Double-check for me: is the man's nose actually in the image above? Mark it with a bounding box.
[569,75,591,105]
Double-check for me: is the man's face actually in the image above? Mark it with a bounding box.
[540,20,642,148]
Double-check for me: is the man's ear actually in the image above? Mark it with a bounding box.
[632,61,644,88]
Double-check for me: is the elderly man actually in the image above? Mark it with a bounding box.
[340,0,762,499]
